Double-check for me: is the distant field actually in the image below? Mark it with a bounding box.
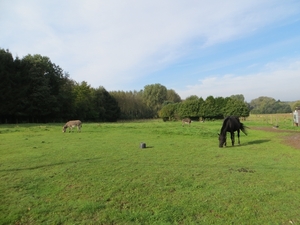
[247,113,295,128]
[1,118,300,224]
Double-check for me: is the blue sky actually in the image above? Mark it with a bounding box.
[1,0,300,102]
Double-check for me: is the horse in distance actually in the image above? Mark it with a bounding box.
[218,116,247,147]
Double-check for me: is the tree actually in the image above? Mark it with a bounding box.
[0,49,15,122]
[197,97,205,119]
[0,48,124,123]
[202,96,224,119]
[166,89,181,103]
[223,98,250,118]
[185,95,199,101]
[292,101,300,111]
[110,90,151,119]
[94,87,120,122]
[250,96,291,114]
[143,83,167,117]
[57,74,76,120]
[214,97,226,118]
[20,54,61,122]
[230,94,245,102]
[73,81,95,120]
[177,99,200,119]
[159,103,178,121]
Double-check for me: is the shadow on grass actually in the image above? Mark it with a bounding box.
[222,139,270,148]
[246,139,271,145]
[0,157,102,172]
[143,146,154,149]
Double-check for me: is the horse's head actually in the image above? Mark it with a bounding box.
[218,133,226,147]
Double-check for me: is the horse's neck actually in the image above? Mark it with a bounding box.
[221,122,231,134]
[221,125,227,135]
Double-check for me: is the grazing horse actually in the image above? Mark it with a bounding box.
[62,120,82,133]
[218,116,247,147]
[182,118,191,126]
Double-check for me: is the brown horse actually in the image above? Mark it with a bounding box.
[218,116,247,147]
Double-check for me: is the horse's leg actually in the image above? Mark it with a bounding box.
[231,132,235,146]
[237,130,240,145]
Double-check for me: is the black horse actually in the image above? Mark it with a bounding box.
[218,116,247,147]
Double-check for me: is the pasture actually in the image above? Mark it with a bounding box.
[1,115,300,224]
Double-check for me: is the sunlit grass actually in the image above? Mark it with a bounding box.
[248,113,296,129]
[0,118,300,224]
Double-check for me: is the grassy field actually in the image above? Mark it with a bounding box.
[1,115,300,224]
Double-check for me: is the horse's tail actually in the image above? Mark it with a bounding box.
[240,122,248,135]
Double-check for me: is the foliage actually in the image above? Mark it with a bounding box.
[1,121,300,224]
[202,96,223,119]
[110,87,182,120]
[93,87,120,122]
[0,49,17,121]
[110,90,153,119]
[158,102,178,121]
[166,89,182,103]
[72,81,96,120]
[222,98,250,118]
[250,96,292,114]
[1,47,298,123]
[142,83,168,117]
[0,48,120,123]
[291,100,300,110]
[176,99,200,119]
[185,95,199,101]
[160,95,250,121]
[230,94,245,102]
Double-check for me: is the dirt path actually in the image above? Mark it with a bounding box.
[252,127,300,150]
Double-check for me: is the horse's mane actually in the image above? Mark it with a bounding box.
[220,116,230,134]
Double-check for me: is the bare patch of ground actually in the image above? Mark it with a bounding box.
[251,126,300,150]
[284,134,300,149]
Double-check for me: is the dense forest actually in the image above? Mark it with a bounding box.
[1,48,299,123]
[0,49,120,123]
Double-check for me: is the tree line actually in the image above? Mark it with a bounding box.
[0,49,120,123]
[1,48,298,123]
[159,95,250,121]
[249,96,297,114]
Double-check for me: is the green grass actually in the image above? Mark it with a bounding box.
[1,119,300,224]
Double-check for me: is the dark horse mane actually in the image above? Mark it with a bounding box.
[219,116,247,147]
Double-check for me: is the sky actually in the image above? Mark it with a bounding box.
[1,0,300,102]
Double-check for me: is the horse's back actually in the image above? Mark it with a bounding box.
[222,116,241,132]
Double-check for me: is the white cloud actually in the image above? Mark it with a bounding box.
[178,59,300,101]
[1,0,299,94]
